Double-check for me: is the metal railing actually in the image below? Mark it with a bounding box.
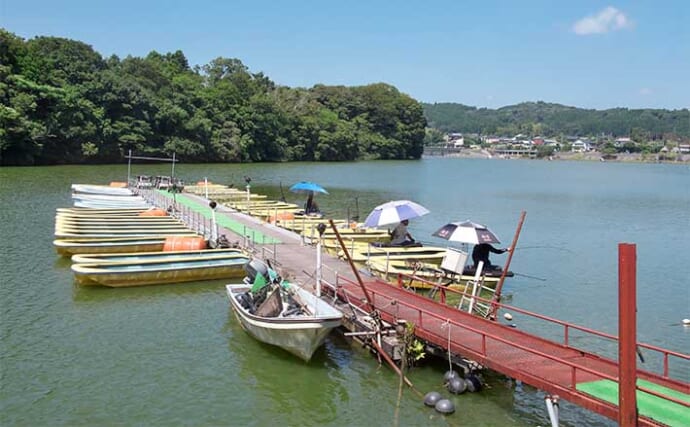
[331,273,689,408]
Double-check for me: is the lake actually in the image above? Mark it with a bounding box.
[1,158,688,426]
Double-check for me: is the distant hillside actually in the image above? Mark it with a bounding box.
[423,101,690,138]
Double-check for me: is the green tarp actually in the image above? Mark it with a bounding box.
[156,191,280,244]
[577,378,690,426]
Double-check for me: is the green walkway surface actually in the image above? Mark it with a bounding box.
[577,379,690,426]
[156,191,281,244]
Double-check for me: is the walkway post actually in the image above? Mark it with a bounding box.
[328,220,375,312]
[489,210,526,319]
[618,243,637,426]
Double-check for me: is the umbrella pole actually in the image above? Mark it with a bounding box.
[328,219,375,312]
[488,211,526,320]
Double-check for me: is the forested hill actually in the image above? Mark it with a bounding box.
[423,102,690,139]
[0,30,426,166]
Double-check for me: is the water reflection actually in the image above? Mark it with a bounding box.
[71,280,227,304]
[223,313,345,425]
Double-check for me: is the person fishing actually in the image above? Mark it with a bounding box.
[472,243,509,270]
[390,219,415,246]
[304,192,320,214]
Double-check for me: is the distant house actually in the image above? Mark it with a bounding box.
[532,138,545,146]
[614,137,635,147]
[571,139,592,152]
[679,144,690,153]
[446,133,464,148]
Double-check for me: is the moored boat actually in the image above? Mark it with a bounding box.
[71,184,134,197]
[365,258,512,290]
[346,244,448,264]
[56,207,151,216]
[55,223,190,233]
[55,228,198,238]
[71,254,249,287]
[72,248,245,264]
[225,259,342,361]
[55,237,178,256]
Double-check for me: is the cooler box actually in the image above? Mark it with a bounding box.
[441,247,468,274]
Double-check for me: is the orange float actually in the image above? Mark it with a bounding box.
[269,212,295,223]
[163,236,207,251]
[139,208,168,217]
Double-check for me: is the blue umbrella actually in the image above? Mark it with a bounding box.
[289,181,329,194]
[364,200,430,227]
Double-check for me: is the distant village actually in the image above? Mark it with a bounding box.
[427,133,690,161]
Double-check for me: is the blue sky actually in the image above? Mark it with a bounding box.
[2,0,688,109]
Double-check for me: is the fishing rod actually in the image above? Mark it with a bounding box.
[513,245,575,253]
[513,272,547,281]
[279,181,286,202]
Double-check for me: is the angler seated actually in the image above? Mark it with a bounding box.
[388,220,421,247]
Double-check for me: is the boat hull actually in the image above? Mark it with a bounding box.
[72,248,245,264]
[54,239,169,256]
[72,257,249,287]
[366,259,510,290]
[226,284,342,361]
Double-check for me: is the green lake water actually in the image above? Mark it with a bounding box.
[1,158,688,426]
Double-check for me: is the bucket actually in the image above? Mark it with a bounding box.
[163,236,207,251]
[139,208,168,217]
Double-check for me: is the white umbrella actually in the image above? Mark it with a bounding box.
[432,220,501,244]
[363,200,430,227]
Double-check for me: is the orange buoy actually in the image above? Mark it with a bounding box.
[269,211,295,223]
[163,236,207,251]
[109,181,128,188]
[139,208,168,217]
[197,181,212,186]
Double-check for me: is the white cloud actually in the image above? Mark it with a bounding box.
[639,88,653,95]
[573,6,633,35]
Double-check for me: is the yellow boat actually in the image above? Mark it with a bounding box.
[72,248,246,264]
[316,230,392,254]
[71,253,249,287]
[346,244,447,264]
[365,258,512,290]
[53,235,201,256]
[55,228,197,238]
[274,218,351,233]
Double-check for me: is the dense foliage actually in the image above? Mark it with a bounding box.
[1,30,426,166]
[423,102,690,140]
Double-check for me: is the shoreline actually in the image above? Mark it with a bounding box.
[423,149,690,164]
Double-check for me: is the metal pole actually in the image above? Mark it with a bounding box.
[467,261,484,314]
[204,177,208,200]
[328,219,375,312]
[171,152,176,179]
[127,149,132,185]
[316,240,322,297]
[210,206,217,242]
[489,211,526,320]
[618,243,637,426]
[545,396,559,427]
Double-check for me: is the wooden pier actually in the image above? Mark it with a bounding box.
[146,188,689,427]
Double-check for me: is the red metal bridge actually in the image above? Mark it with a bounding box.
[154,191,689,426]
[324,264,689,427]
